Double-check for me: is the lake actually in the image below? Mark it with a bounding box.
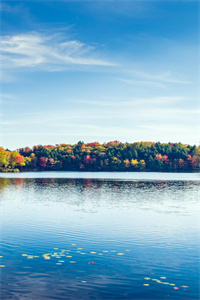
[0,172,199,299]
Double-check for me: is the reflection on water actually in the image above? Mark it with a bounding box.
[0,175,199,299]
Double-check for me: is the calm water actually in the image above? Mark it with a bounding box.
[0,172,199,300]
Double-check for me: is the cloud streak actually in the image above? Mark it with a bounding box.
[0,33,115,70]
[118,78,166,88]
[130,70,192,85]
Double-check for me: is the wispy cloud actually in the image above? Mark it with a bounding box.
[117,69,192,90]
[118,78,165,88]
[130,70,192,85]
[3,105,198,128]
[0,33,116,70]
[67,96,188,106]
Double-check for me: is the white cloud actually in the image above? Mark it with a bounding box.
[130,70,192,85]
[67,96,188,106]
[118,78,166,88]
[0,33,115,70]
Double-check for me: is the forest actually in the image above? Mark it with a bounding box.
[0,141,199,173]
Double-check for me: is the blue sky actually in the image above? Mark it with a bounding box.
[0,0,199,150]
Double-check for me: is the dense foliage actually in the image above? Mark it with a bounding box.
[0,141,199,172]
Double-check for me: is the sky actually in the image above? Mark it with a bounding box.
[0,0,199,150]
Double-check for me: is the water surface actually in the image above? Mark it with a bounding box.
[0,172,199,299]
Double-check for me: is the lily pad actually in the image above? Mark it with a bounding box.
[143,284,149,286]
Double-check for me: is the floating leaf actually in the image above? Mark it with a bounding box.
[81,281,87,283]
[58,260,65,263]
[0,256,3,258]
[117,253,124,255]
[66,256,72,258]
[103,251,109,253]
[151,279,157,281]
[170,284,175,286]
[77,248,83,250]
[111,250,116,252]
[144,277,151,280]
[80,253,86,255]
[0,265,5,267]
[90,252,96,254]
[125,250,130,252]
[70,261,76,263]
[54,248,58,250]
[143,284,149,286]
[22,254,27,256]
[56,263,62,265]
[160,277,166,279]
[182,286,189,288]
[98,253,103,255]
[72,244,76,246]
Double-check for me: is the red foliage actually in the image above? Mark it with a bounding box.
[87,142,100,147]
[39,157,47,168]
[84,155,93,164]
[44,145,53,148]
[33,145,39,151]
[15,155,24,164]
[24,147,31,153]
[162,155,169,164]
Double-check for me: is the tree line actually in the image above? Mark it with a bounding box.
[0,141,199,172]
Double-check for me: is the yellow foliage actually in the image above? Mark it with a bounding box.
[131,159,138,167]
